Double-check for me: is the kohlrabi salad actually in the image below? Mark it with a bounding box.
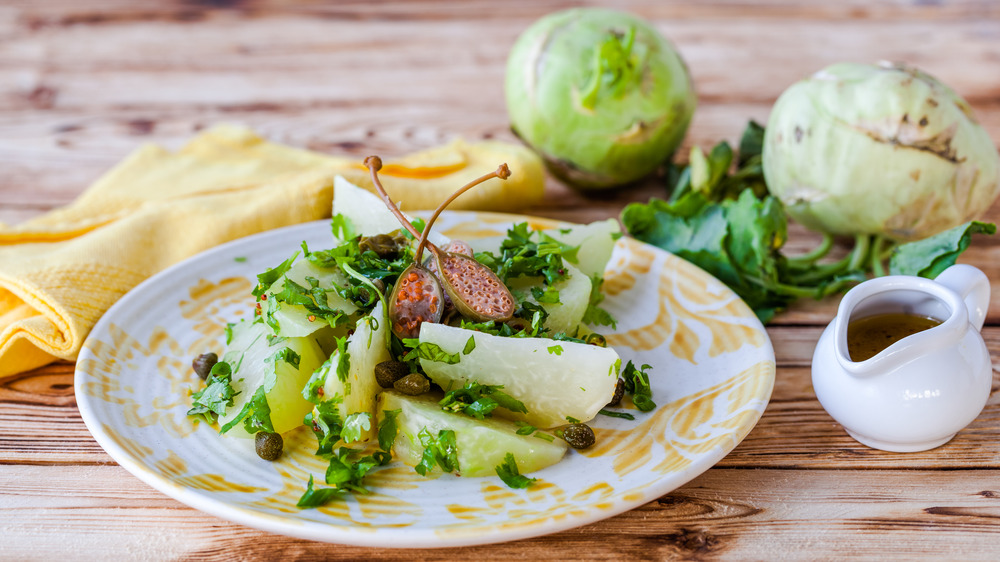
[187,158,655,507]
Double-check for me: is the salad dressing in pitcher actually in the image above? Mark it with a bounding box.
[811,264,992,452]
[846,313,943,362]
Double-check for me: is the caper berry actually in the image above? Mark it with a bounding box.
[607,378,625,407]
[561,423,596,449]
[375,360,410,388]
[359,233,404,258]
[394,372,430,395]
[255,431,283,461]
[192,352,218,380]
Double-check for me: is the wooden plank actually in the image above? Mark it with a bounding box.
[4,0,998,24]
[4,464,1000,559]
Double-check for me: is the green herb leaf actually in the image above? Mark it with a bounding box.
[331,214,356,242]
[253,251,299,298]
[304,396,343,456]
[415,428,459,476]
[495,452,537,489]
[187,361,239,421]
[378,409,401,453]
[546,345,563,356]
[302,356,332,404]
[621,361,655,412]
[439,382,528,420]
[296,475,344,508]
[402,341,461,364]
[531,285,561,304]
[582,275,617,328]
[889,221,996,278]
[598,408,636,420]
[220,385,274,434]
[341,412,372,443]
[515,422,537,436]
[462,335,477,355]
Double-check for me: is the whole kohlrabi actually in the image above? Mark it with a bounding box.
[505,8,696,190]
[763,62,1000,241]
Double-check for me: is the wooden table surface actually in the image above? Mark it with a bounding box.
[3,1,1000,559]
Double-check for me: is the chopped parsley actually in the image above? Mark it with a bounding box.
[621,361,656,411]
[341,412,372,443]
[495,453,537,489]
[187,361,239,422]
[401,340,461,365]
[415,428,459,476]
[598,408,636,420]
[440,382,528,420]
[252,251,299,298]
[546,345,563,356]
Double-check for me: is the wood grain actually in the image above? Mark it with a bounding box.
[2,0,1000,558]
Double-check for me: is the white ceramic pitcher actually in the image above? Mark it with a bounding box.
[812,264,992,452]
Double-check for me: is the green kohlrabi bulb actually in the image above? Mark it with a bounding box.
[505,8,697,191]
[763,62,1000,241]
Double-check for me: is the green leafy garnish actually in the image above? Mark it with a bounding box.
[598,408,636,420]
[462,336,477,355]
[304,396,343,455]
[220,385,274,434]
[621,361,655,412]
[402,340,461,364]
[582,275,617,328]
[341,412,372,443]
[187,361,239,422]
[495,453,537,489]
[531,286,561,304]
[439,382,528,420]
[378,409,401,452]
[252,251,299,298]
[415,428,459,476]
[296,475,344,508]
[547,345,563,356]
[476,222,570,286]
[331,213,356,241]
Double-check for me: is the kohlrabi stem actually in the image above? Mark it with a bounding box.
[786,234,834,269]
[870,236,887,277]
[364,155,429,242]
[414,164,510,264]
[847,234,872,271]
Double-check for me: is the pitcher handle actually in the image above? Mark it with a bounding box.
[935,264,990,331]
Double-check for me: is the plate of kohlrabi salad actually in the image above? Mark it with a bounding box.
[75,160,774,547]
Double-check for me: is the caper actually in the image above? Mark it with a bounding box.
[561,423,596,449]
[359,233,403,258]
[255,431,283,461]
[375,360,410,388]
[192,352,218,380]
[607,378,625,407]
[394,372,430,395]
[585,333,607,347]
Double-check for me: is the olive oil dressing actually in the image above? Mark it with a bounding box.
[846,313,942,362]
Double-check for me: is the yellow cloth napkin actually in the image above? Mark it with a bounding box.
[0,125,544,376]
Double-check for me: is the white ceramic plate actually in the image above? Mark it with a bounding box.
[75,212,775,548]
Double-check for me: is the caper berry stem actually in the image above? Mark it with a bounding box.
[413,164,511,264]
[364,155,432,244]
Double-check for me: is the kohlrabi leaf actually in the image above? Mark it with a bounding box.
[889,221,996,278]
